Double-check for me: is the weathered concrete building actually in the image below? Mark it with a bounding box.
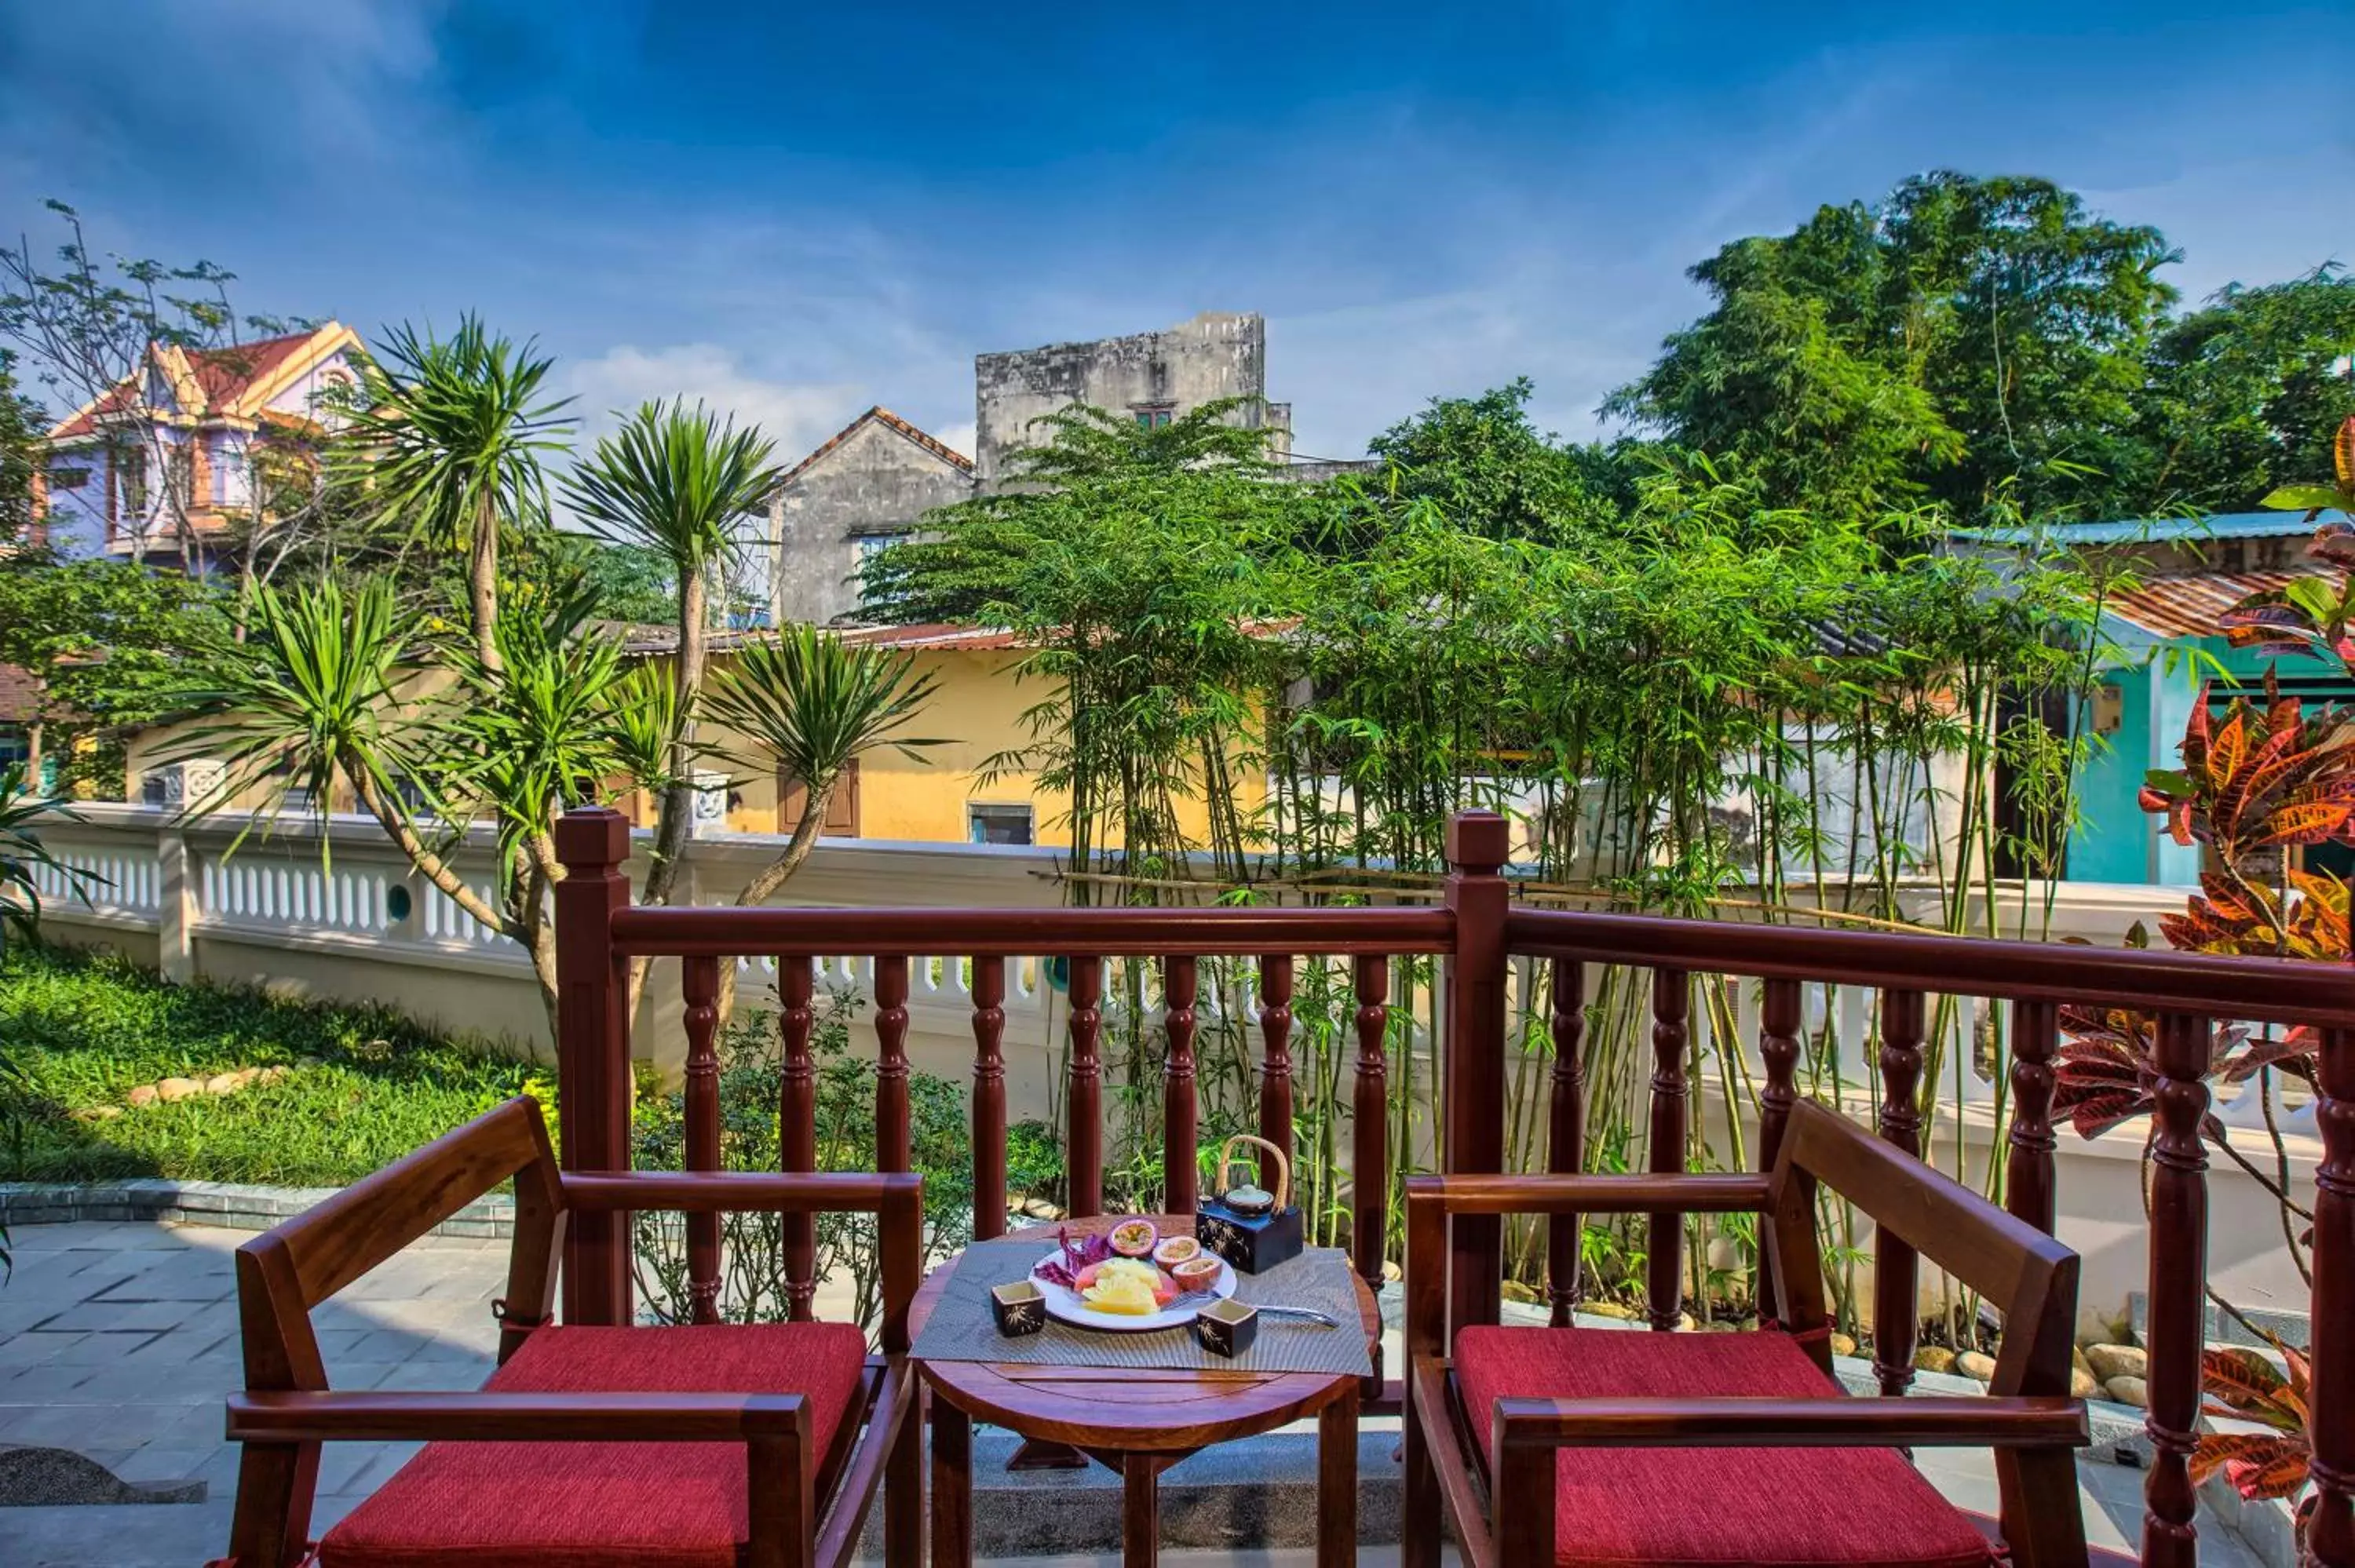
[763,311,1311,625]
[971,310,1291,485]
[763,407,974,626]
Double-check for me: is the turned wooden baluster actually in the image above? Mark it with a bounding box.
[1874,988,1925,1396]
[2143,1012,2212,1568]
[1754,977,1801,1316]
[1547,957,1586,1326]
[970,957,1008,1242]
[682,954,722,1325]
[1258,954,1296,1191]
[2312,1026,2354,1568]
[874,956,911,1174]
[778,957,817,1321]
[1066,956,1104,1219]
[2006,999,2060,1236]
[1647,968,1689,1331]
[1352,954,1390,1300]
[1163,957,1200,1216]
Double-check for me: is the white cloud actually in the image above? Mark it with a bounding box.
[930,421,978,462]
[562,344,867,461]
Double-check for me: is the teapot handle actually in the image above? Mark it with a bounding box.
[1215,1133,1291,1212]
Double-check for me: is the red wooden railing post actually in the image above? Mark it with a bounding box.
[1258,954,1296,1191]
[1874,987,1925,1395]
[2142,1012,2212,1568]
[1352,954,1390,1301]
[2006,999,2060,1236]
[553,807,633,1326]
[2313,1026,2355,1568]
[778,957,817,1320]
[1444,811,1511,1340]
[1647,968,1689,1331]
[875,956,911,1174]
[1547,957,1586,1326]
[1754,977,1801,1315]
[1163,957,1200,1216]
[970,957,1009,1242]
[1067,956,1104,1219]
[681,954,722,1324]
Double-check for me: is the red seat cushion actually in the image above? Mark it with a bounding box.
[1452,1326,1992,1568]
[319,1322,871,1568]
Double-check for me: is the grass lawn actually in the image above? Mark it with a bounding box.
[0,941,549,1187]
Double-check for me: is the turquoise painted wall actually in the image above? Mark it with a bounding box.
[2068,634,2289,887]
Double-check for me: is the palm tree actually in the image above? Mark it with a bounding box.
[161,574,633,1025]
[702,627,942,1019]
[560,399,780,906]
[341,317,573,673]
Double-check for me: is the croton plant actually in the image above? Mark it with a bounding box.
[2051,416,2355,1526]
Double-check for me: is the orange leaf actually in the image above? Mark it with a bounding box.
[2208,710,2247,790]
[2336,414,2355,494]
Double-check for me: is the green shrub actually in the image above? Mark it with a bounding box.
[0,941,542,1186]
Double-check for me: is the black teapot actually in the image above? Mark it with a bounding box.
[1194,1133,1303,1274]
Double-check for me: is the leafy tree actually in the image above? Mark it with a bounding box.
[0,542,223,793]
[860,398,1287,623]
[1610,172,2178,523]
[1365,377,1629,540]
[560,399,781,906]
[2134,266,2355,512]
[0,356,38,545]
[546,533,675,625]
[338,315,574,672]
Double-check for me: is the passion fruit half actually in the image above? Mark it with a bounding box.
[1152,1235,1202,1268]
[1107,1219,1159,1258]
[1172,1255,1223,1291]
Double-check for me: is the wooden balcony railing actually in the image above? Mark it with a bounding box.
[550,806,2355,1568]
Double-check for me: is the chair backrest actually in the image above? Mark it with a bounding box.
[234,1096,563,1392]
[1766,1099,2079,1397]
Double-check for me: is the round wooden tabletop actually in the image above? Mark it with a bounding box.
[910,1212,1382,1453]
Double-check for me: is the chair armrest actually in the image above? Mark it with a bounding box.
[1492,1395,2087,1450]
[225,1389,811,1445]
[1408,1172,1772,1217]
[563,1170,922,1216]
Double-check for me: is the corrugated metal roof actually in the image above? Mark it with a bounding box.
[2104,566,2336,640]
[1959,509,2349,545]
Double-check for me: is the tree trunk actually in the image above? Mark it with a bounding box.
[641,565,706,908]
[469,493,501,674]
[349,769,553,1020]
[712,782,830,1027]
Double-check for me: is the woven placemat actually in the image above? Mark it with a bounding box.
[910,1237,1373,1377]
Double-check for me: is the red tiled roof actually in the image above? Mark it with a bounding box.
[2105,567,2337,640]
[46,326,352,440]
[0,663,45,725]
[776,407,974,488]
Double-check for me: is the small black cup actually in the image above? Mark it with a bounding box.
[1193,1297,1258,1358]
[991,1281,1046,1337]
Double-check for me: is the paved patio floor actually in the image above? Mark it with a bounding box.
[0,1222,2269,1567]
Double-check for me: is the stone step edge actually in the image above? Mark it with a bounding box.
[0,1180,514,1239]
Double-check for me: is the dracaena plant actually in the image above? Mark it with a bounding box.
[2054,416,2355,1543]
[2192,1342,2317,1534]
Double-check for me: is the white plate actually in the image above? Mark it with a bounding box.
[1028,1246,1236,1332]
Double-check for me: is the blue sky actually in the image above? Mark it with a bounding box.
[2,2,2350,464]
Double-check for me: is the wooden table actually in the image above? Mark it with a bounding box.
[913,1214,1377,1568]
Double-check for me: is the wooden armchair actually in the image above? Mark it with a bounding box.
[208,1096,922,1568]
[1403,1099,2090,1568]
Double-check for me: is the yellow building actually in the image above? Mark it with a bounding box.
[122,622,1264,851]
[623,622,1267,850]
